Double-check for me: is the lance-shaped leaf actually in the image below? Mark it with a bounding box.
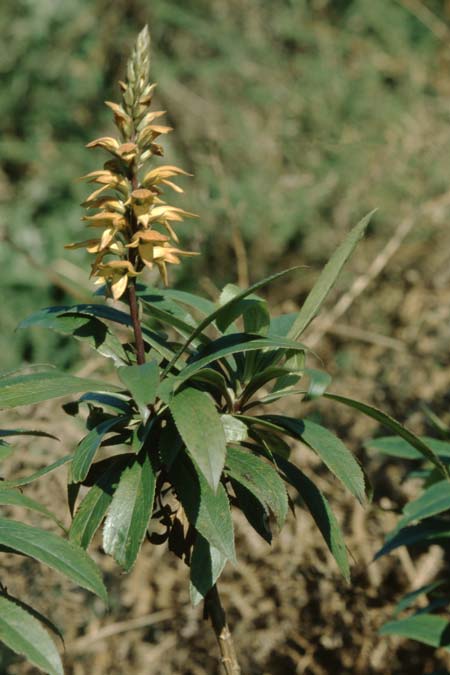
[268,312,297,337]
[102,452,156,571]
[287,211,374,340]
[379,614,450,650]
[163,267,300,376]
[392,581,445,617]
[375,519,450,560]
[366,435,450,460]
[225,446,288,528]
[0,518,107,601]
[265,416,367,504]
[138,285,215,316]
[19,309,128,366]
[1,455,73,489]
[0,489,64,529]
[0,595,63,675]
[118,361,159,409]
[325,393,449,478]
[70,456,129,548]
[169,453,236,562]
[0,370,120,410]
[190,534,227,606]
[276,456,350,581]
[169,388,227,491]
[21,304,176,362]
[71,415,129,484]
[216,285,270,336]
[396,481,450,529]
[0,429,59,441]
[171,334,307,390]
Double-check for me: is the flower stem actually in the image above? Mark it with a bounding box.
[128,279,146,365]
[204,584,241,675]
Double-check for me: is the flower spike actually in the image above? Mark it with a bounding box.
[66,26,198,295]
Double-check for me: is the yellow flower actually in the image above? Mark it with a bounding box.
[67,26,200,295]
[127,230,198,286]
[93,260,138,300]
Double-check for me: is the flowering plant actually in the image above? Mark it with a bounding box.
[1,27,443,675]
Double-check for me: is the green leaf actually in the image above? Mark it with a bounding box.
[287,211,374,340]
[0,518,107,601]
[169,388,227,491]
[0,595,63,675]
[216,285,270,336]
[0,489,64,529]
[138,285,216,316]
[379,614,450,650]
[0,370,120,410]
[19,303,131,329]
[325,393,449,478]
[189,534,227,606]
[240,366,295,405]
[397,481,450,529]
[1,454,73,488]
[71,416,128,484]
[19,308,128,366]
[225,446,288,528]
[276,456,350,580]
[30,303,174,363]
[102,452,156,571]
[163,267,300,376]
[268,313,297,337]
[172,334,306,389]
[70,456,129,548]
[375,520,450,559]
[169,453,235,562]
[265,416,367,503]
[139,292,203,341]
[393,581,445,617]
[0,429,59,441]
[118,361,159,409]
[77,392,132,415]
[187,369,234,409]
[366,436,450,460]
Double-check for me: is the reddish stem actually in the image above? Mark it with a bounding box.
[128,279,146,365]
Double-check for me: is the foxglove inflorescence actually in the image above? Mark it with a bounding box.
[66,26,198,299]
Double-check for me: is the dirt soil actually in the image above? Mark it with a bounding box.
[3,217,450,675]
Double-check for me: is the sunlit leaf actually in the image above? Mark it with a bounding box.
[0,595,63,675]
[0,518,107,601]
[103,452,155,571]
[169,388,227,491]
[287,211,374,340]
[225,446,288,528]
[0,370,120,410]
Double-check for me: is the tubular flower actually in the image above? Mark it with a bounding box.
[66,26,198,298]
[127,230,199,285]
[93,261,138,300]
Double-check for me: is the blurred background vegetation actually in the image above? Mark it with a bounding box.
[2,0,450,370]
